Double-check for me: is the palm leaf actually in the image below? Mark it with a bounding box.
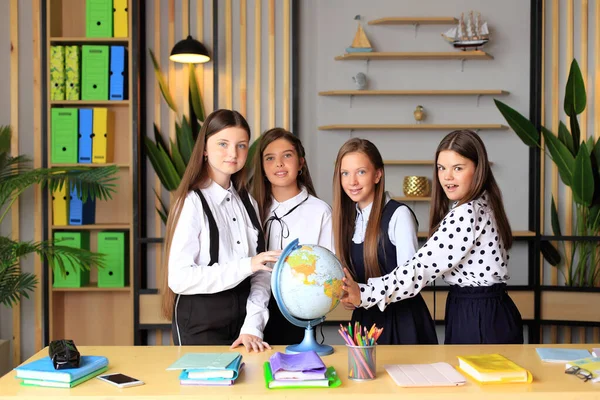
[550,196,561,236]
[569,114,581,154]
[0,125,11,154]
[144,136,180,191]
[541,127,575,186]
[558,121,575,156]
[178,116,195,164]
[494,99,540,147]
[153,188,169,225]
[564,59,586,116]
[169,138,186,177]
[149,49,179,114]
[189,64,206,122]
[572,142,595,206]
[0,262,37,308]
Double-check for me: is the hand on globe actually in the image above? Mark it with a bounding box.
[341,268,361,307]
[230,333,272,352]
[251,250,282,273]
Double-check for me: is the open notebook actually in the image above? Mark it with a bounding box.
[384,363,466,387]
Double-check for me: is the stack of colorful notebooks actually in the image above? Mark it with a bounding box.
[166,352,244,386]
[14,355,108,388]
[263,351,341,389]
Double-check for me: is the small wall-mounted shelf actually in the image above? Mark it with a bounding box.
[319,124,508,131]
[319,90,508,97]
[369,17,458,25]
[334,51,492,61]
[52,285,131,292]
[52,223,131,230]
[385,160,434,165]
[49,37,129,44]
[50,100,130,106]
[394,196,431,202]
[52,163,130,168]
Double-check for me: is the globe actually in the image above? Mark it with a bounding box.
[271,238,345,355]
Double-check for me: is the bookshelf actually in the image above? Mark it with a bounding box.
[368,17,458,25]
[45,0,136,346]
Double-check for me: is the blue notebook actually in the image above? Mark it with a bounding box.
[166,352,241,371]
[184,354,243,380]
[535,348,591,363]
[14,355,108,383]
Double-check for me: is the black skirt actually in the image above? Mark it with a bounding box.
[263,295,306,345]
[351,293,438,345]
[444,283,523,344]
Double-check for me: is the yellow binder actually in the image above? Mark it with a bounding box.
[113,0,129,38]
[92,108,114,163]
[52,185,69,226]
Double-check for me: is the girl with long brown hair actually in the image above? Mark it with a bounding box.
[332,138,437,345]
[342,130,523,344]
[251,128,333,345]
[161,109,281,351]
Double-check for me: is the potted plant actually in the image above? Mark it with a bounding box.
[0,125,118,371]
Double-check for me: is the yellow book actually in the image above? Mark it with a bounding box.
[457,353,532,384]
[113,0,128,38]
[52,185,69,226]
[92,108,114,163]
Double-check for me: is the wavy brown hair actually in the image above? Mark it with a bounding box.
[429,129,513,250]
[332,138,385,281]
[251,128,317,222]
[161,109,251,319]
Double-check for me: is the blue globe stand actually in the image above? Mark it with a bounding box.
[272,239,335,356]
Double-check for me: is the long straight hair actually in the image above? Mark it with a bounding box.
[332,138,386,280]
[161,109,252,319]
[251,128,317,222]
[429,130,513,250]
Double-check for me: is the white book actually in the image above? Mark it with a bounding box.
[384,362,466,387]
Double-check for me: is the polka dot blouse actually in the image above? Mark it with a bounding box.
[358,194,511,311]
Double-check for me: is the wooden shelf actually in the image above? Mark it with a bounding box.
[319,90,508,96]
[52,223,131,230]
[385,160,434,165]
[50,163,129,168]
[369,17,458,25]
[52,285,131,292]
[319,124,508,131]
[50,100,130,106]
[334,51,492,61]
[394,196,431,202]
[50,37,129,44]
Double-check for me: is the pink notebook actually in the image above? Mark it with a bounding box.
[384,362,466,387]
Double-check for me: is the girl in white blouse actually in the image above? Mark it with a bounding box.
[333,138,437,345]
[251,128,333,344]
[161,109,281,352]
[342,130,523,344]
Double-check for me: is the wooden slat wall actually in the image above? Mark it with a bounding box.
[543,0,600,344]
[10,0,20,366]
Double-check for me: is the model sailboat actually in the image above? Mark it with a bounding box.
[442,11,489,50]
[346,15,373,53]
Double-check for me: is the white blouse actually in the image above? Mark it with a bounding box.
[353,195,419,266]
[168,180,270,338]
[358,194,511,312]
[264,187,333,252]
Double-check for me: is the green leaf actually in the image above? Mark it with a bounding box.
[540,240,562,266]
[169,138,186,177]
[550,196,561,236]
[149,49,179,114]
[144,137,180,191]
[594,137,600,172]
[153,188,169,225]
[494,99,540,147]
[189,64,206,122]
[587,204,600,231]
[569,115,581,154]
[557,121,575,155]
[0,125,11,154]
[178,116,195,164]
[541,127,575,186]
[152,124,169,153]
[564,59,587,116]
[572,142,595,206]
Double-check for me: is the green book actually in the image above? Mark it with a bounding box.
[19,366,108,388]
[263,362,341,389]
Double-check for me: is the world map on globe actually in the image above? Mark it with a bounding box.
[275,244,345,321]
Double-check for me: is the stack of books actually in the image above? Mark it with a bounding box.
[263,351,341,389]
[166,352,244,386]
[457,353,532,384]
[14,355,108,388]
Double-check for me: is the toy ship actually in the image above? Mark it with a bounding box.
[346,15,373,53]
[442,11,489,50]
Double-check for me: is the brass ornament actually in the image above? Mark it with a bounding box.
[403,176,431,197]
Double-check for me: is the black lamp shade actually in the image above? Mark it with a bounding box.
[170,35,211,64]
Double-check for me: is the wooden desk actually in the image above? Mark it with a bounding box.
[1,344,599,399]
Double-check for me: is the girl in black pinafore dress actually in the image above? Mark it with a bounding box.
[332,138,438,345]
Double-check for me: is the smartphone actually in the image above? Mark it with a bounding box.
[97,373,145,388]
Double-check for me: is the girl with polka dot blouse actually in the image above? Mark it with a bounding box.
[332,138,438,345]
[341,130,523,344]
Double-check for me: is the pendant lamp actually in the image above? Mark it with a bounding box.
[169,1,211,64]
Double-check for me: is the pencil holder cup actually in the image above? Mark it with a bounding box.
[346,344,376,381]
[403,176,431,197]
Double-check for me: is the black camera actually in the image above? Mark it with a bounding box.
[49,339,80,370]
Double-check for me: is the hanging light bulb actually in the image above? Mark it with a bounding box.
[169,0,211,64]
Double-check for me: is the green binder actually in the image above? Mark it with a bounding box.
[53,232,90,288]
[86,0,113,38]
[50,45,65,100]
[51,108,78,164]
[97,231,128,288]
[65,45,81,100]
[81,45,109,100]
